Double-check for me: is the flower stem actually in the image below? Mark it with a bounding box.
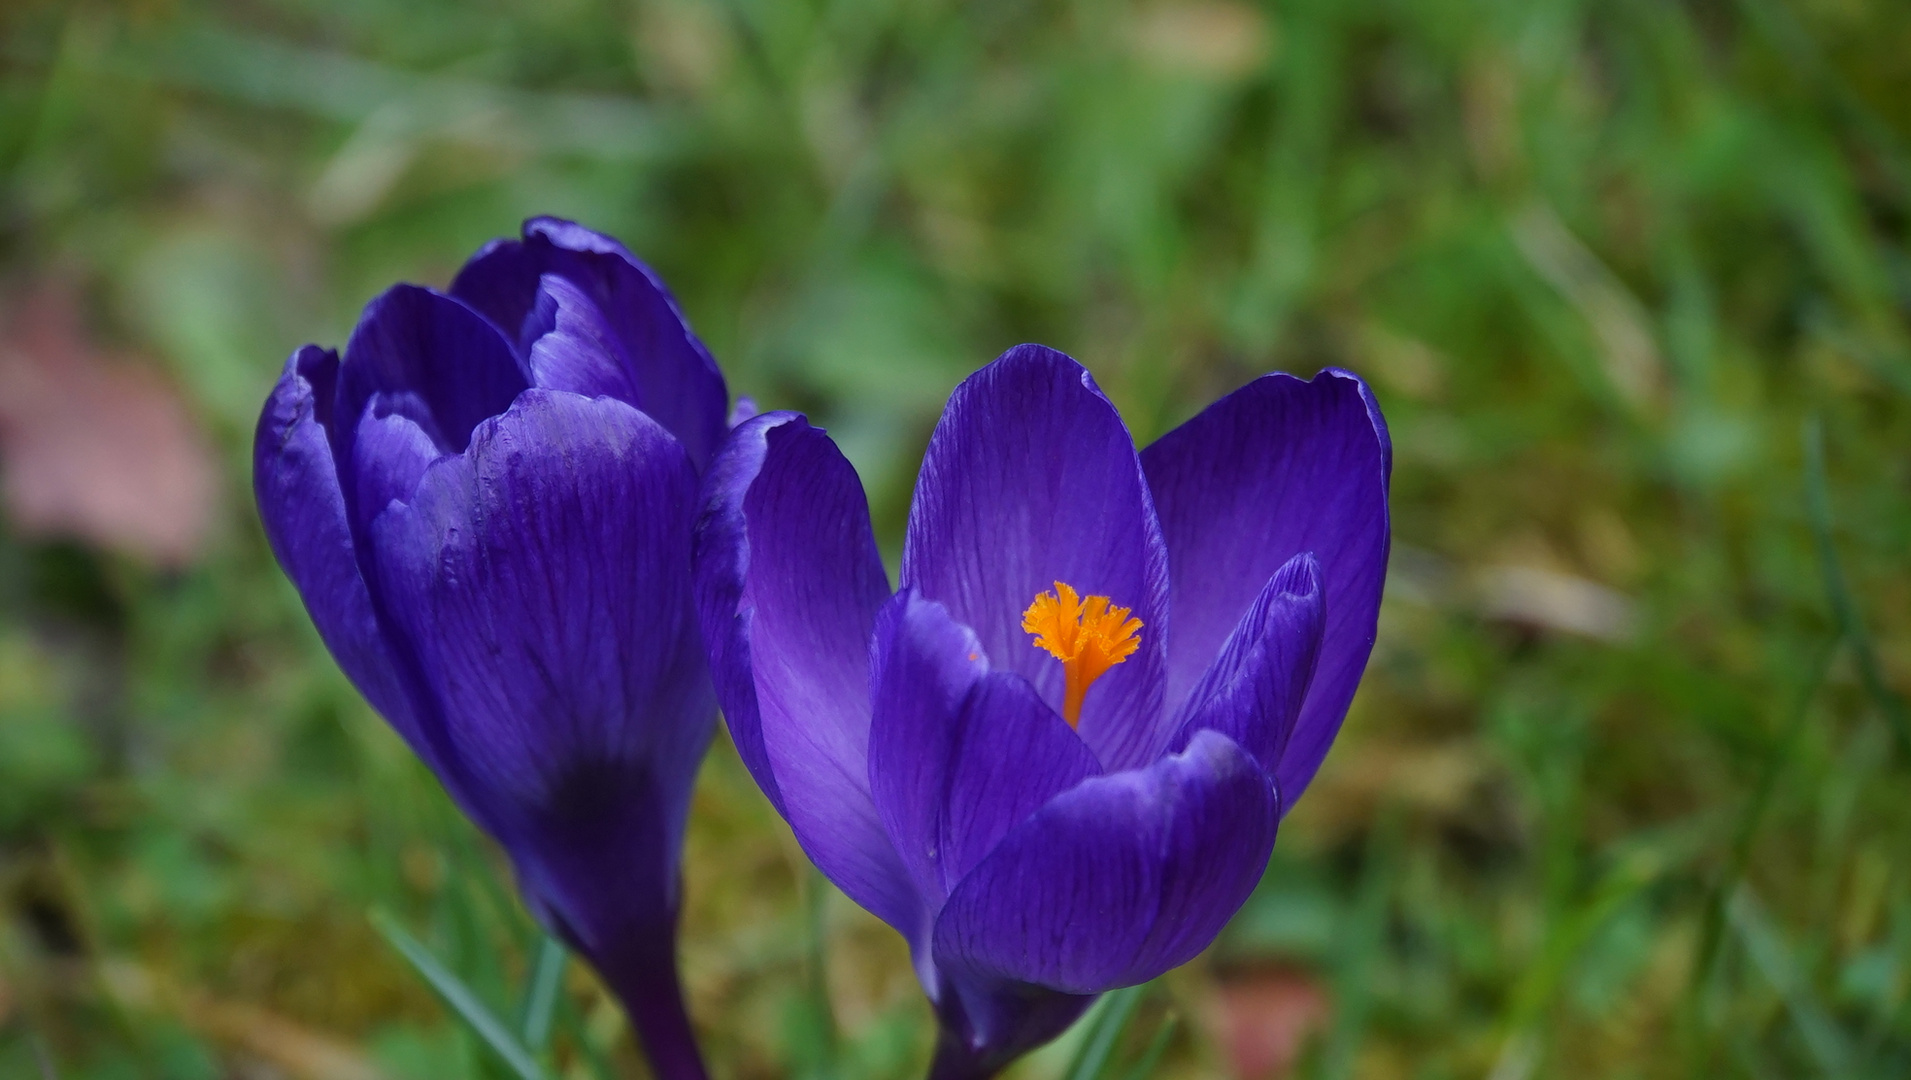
[599,934,710,1080]
[925,1029,1002,1080]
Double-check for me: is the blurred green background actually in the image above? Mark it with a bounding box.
[2,0,1909,1077]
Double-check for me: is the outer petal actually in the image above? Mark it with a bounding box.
[690,412,918,936]
[506,782,707,1079]
[1141,369,1390,810]
[451,217,727,469]
[334,284,528,465]
[362,388,715,1079]
[900,345,1170,773]
[368,390,713,855]
[866,593,1102,910]
[504,750,698,953]
[926,986,1095,1080]
[253,346,422,751]
[1171,553,1325,775]
[931,729,1277,995]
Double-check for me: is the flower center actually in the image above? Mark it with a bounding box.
[1021,581,1143,728]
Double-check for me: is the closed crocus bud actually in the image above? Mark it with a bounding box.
[255,219,727,1080]
[695,345,1390,1079]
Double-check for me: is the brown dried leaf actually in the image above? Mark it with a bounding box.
[0,281,219,566]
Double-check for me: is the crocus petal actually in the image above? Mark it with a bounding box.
[865,591,988,908]
[692,412,918,936]
[1171,553,1325,775]
[368,390,712,847]
[505,756,692,946]
[936,676,1104,893]
[521,274,641,402]
[1141,369,1390,810]
[901,345,1170,773]
[508,788,706,1079]
[263,225,724,1080]
[334,284,529,465]
[253,346,423,751]
[348,401,444,533]
[927,985,1096,1080]
[931,729,1277,995]
[451,217,727,469]
[449,219,639,347]
[449,234,537,338]
[866,592,1102,910]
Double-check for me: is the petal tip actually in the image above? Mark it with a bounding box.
[1314,366,1393,478]
[523,215,627,258]
[255,345,339,468]
[985,343,1107,397]
[878,587,992,674]
[1271,551,1323,600]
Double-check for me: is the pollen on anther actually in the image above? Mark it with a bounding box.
[1021,582,1142,728]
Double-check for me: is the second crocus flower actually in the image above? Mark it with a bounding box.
[695,344,1390,1078]
[255,219,725,1080]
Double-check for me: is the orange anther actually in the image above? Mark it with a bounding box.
[1021,582,1142,727]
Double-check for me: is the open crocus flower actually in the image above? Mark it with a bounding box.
[255,219,725,1080]
[695,344,1390,1077]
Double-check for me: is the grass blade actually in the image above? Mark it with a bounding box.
[1116,1014,1178,1080]
[1063,983,1149,1080]
[370,909,547,1080]
[516,935,566,1054]
[1803,417,1911,755]
[1728,887,1856,1075]
[1690,635,1837,1000]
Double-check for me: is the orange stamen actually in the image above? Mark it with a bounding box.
[1021,581,1143,728]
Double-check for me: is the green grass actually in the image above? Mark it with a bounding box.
[1,0,1908,1076]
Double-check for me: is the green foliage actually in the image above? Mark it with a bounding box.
[371,910,548,1080]
[1,0,1909,1077]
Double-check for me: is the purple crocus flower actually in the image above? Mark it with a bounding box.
[695,345,1389,1078]
[255,218,725,1080]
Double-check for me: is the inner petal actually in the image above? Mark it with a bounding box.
[899,345,1170,772]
